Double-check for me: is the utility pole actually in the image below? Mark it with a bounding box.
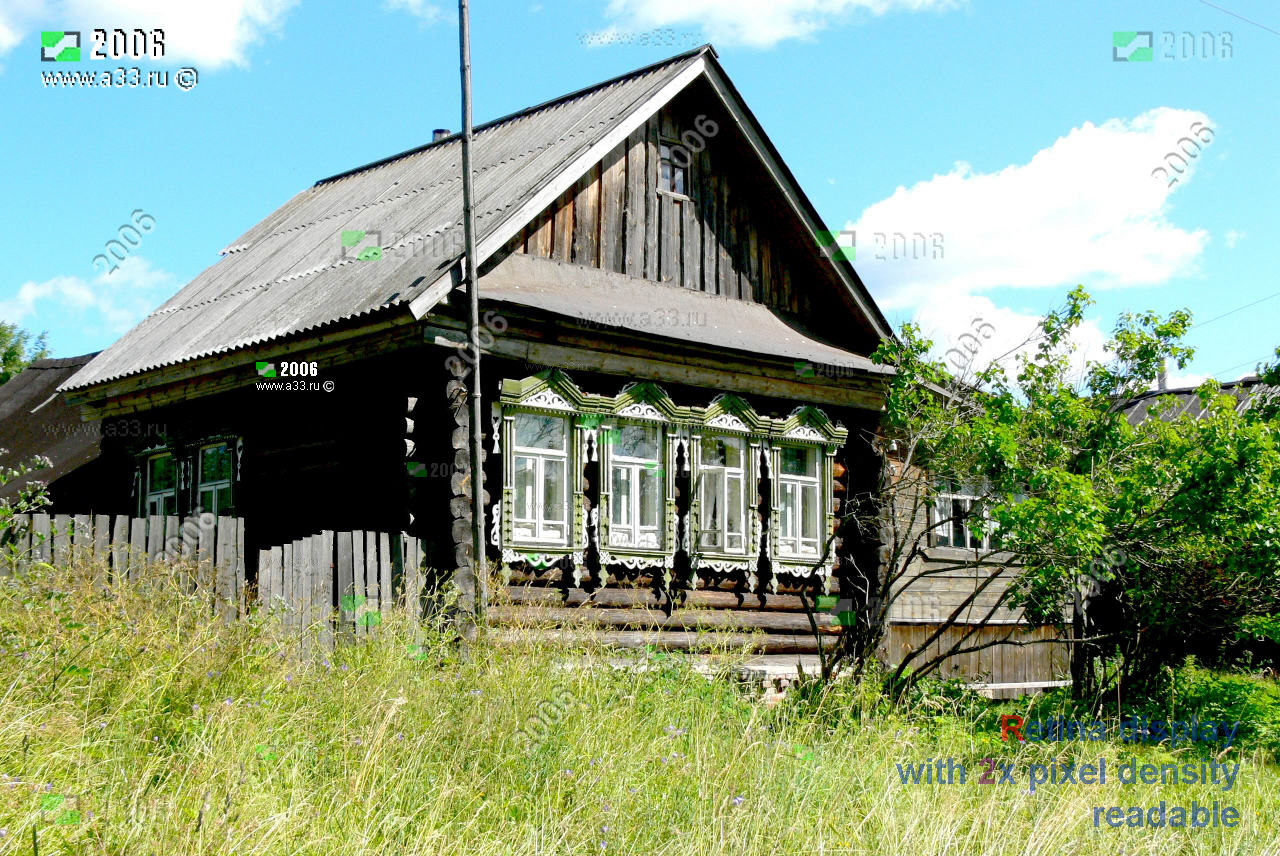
[458,0,485,637]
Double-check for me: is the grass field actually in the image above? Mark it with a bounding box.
[1,559,1277,855]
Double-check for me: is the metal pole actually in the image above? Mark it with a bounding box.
[459,0,485,636]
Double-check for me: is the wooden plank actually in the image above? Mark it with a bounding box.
[179,516,198,592]
[491,605,839,633]
[70,513,89,564]
[195,516,214,605]
[696,145,712,292]
[52,514,70,567]
[235,518,246,617]
[215,517,235,621]
[405,533,423,621]
[658,194,677,283]
[599,143,626,274]
[528,209,552,258]
[682,181,698,290]
[32,513,50,563]
[551,187,573,262]
[129,517,146,581]
[110,516,127,583]
[361,531,378,621]
[163,515,179,565]
[351,530,366,637]
[745,220,760,302]
[258,547,275,610]
[644,116,660,280]
[144,514,161,562]
[759,236,774,308]
[572,165,600,268]
[722,180,738,298]
[91,512,109,560]
[336,531,355,635]
[492,627,823,654]
[623,127,647,278]
[379,532,392,614]
[298,535,313,637]
[282,541,295,631]
[391,532,406,612]
[316,530,335,650]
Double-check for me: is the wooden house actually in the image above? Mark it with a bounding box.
[56,45,1060,687]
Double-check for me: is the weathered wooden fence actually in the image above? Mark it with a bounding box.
[0,513,430,641]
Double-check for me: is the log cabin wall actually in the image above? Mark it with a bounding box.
[506,79,881,356]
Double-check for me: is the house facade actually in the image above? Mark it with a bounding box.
[55,46,1058,684]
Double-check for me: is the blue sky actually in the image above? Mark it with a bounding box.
[2,0,1277,387]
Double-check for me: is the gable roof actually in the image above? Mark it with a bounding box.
[62,45,891,395]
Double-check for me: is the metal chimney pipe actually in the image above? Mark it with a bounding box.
[432,128,451,142]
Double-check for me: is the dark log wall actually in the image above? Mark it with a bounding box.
[508,79,881,354]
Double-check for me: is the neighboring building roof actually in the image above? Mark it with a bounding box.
[0,354,101,501]
[1122,377,1276,425]
[61,45,892,396]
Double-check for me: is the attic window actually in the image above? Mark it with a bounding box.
[658,143,687,195]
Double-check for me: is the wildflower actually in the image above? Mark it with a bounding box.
[285,675,293,683]
[340,664,349,672]
[223,698,233,706]
[191,705,200,713]
[468,689,481,696]
[562,769,574,777]
[664,725,687,737]
[732,795,745,806]
[353,738,363,746]
[0,828,6,837]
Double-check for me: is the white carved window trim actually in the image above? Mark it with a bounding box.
[776,444,823,559]
[606,421,665,551]
[509,410,571,547]
[696,433,747,555]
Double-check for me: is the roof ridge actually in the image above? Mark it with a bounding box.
[313,45,713,187]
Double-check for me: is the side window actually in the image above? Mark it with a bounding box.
[776,445,820,558]
[608,423,663,549]
[658,142,687,195]
[144,453,177,517]
[698,435,746,553]
[511,412,570,545]
[932,480,996,549]
[198,442,234,516]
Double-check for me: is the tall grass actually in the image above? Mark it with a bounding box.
[1,558,1277,855]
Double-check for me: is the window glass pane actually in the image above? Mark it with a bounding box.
[217,486,233,515]
[199,489,214,514]
[543,459,565,523]
[200,444,232,484]
[672,166,685,195]
[514,413,565,450]
[801,484,819,540]
[660,161,672,191]
[163,495,177,516]
[727,475,743,535]
[700,470,723,533]
[612,466,632,526]
[722,438,742,469]
[935,495,953,546]
[701,438,726,467]
[514,456,535,519]
[660,144,671,161]
[639,467,660,528]
[780,446,815,477]
[950,498,966,546]
[148,455,174,491]
[616,424,659,460]
[780,483,797,538]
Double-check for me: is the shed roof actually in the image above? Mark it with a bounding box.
[1122,377,1275,425]
[0,355,101,501]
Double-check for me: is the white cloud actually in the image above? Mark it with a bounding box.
[0,0,296,69]
[1224,229,1244,249]
[849,108,1213,313]
[383,0,443,24]
[0,256,177,335]
[913,292,1110,387]
[597,0,959,48]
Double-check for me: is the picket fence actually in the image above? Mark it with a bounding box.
[0,512,432,640]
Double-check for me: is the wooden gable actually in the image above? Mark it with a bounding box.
[501,77,884,356]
